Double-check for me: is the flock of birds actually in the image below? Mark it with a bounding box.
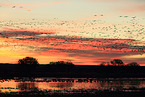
[0,3,145,64]
[0,16,145,52]
[0,15,144,40]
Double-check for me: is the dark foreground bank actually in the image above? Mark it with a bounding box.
[0,65,145,78]
[1,91,145,97]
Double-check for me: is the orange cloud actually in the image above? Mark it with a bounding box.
[0,28,145,65]
[27,10,31,12]
[19,6,24,9]
[1,29,144,53]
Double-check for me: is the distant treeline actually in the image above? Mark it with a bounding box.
[0,57,140,66]
[0,57,143,78]
[99,59,140,66]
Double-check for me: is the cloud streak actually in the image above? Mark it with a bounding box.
[0,29,145,65]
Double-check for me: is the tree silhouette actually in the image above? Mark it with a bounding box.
[50,61,74,66]
[110,59,124,66]
[18,57,39,66]
[126,62,140,66]
[49,61,74,72]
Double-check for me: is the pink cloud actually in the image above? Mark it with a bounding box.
[1,29,144,54]
[0,28,145,65]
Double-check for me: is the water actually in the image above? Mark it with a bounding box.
[0,78,145,93]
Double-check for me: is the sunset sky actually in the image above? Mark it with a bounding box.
[0,0,145,65]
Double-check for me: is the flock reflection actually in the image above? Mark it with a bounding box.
[17,82,37,90]
[0,78,145,93]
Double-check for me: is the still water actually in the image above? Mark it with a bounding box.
[0,78,145,93]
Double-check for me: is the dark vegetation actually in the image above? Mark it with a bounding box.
[0,57,144,97]
[1,91,145,97]
[0,57,143,78]
[7,57,141,66]
[100,59,140,66]
[18,57,39,65]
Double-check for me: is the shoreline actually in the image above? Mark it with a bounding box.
[1,90,145,97]
[0,65,145,78]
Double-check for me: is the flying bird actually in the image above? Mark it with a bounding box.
[12,6,16,8]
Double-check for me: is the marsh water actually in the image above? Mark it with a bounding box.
[0,78,145,93]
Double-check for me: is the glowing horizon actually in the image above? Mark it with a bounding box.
[0,0,145,65]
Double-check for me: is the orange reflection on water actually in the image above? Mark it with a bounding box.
[0,79,19,93]
[37,82,74,90]
[1,78,145,93]
[17,82,37,90]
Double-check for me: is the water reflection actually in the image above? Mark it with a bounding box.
[49,82,74,88]
[0,78,145,93]
[38,82,74,90]
[17,82,37,90]
[0,79,19,92]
